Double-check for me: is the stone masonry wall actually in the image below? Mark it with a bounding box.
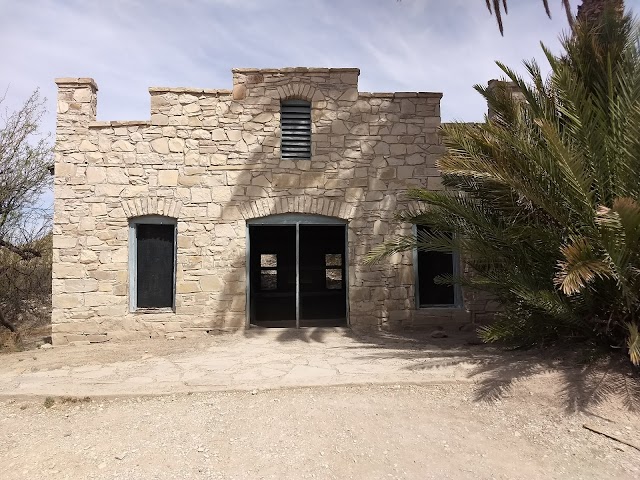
[52,68,488,344]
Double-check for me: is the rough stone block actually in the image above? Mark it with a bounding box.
[151,138,170,154]
[86,166,106,184]
[158,170,179,186]
[273,173,299,188]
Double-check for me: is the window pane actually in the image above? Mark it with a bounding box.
[326,268,342,290]
[261,254,277,268]
[261,269,278,290]
[136,224,175,308]
[417,226,455,306]
[325,253,342,267]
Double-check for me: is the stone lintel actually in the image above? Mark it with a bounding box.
[54,77,98,91]
[148,87,232,95]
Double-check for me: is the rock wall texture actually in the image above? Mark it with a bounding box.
[52,68,492,344]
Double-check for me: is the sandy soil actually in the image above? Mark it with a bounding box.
[2,330,639,479]
[2,383,639,480]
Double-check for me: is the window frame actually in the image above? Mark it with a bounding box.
[413,225,462,309]
[128,215,177,313]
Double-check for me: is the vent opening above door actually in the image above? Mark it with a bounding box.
[281,100,311,159]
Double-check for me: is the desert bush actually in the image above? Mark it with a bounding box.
[0,232,51,332]
[0,89,53,334]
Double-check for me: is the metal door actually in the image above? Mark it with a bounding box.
[246,214,348,328]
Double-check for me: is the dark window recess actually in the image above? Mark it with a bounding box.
[260,254,278,290]
[325,269,342,290]
[281,100,311,159]
[324,253,343,290]
[136,224,175,308]
[261,270,278,290]
[417,226,455,306]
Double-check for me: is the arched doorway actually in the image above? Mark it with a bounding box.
[246,213,348,328]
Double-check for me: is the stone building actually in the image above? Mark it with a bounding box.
[52,67,492,344]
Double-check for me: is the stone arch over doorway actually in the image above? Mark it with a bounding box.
[238,196,354,222]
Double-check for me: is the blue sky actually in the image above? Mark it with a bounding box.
[6,0,632,126]
[1,0,638,213]
[12,0,640,214]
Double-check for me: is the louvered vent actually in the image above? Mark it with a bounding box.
[281,100,311,159]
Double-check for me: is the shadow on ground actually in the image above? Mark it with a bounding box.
[242,325,640,413]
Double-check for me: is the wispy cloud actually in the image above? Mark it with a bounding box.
[4,0,631,141]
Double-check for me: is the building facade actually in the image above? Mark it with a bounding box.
[52,68,492,344]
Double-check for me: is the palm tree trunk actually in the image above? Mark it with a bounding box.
[577,0,624,23]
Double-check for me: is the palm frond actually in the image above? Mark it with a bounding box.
[370,8,640,366]
[365,235,416,265]
[485,0,572,36]
[556,237,614,295]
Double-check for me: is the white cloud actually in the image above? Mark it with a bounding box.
[2,0,638,210]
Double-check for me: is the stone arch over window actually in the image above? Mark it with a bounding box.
[121,197,182,220]
[238,196,354,222]
[276,82,320,103]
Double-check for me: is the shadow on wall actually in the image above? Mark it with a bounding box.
[205,90,418,337]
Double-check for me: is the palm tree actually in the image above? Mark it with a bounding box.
[369,6,640,364]
[487,0,624,34]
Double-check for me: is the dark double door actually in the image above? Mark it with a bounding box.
[249,223,347,327]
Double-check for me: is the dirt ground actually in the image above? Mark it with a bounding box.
[1,382,639,480]
[2,329,640,479]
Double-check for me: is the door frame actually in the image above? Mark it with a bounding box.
[245,213,349,328]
